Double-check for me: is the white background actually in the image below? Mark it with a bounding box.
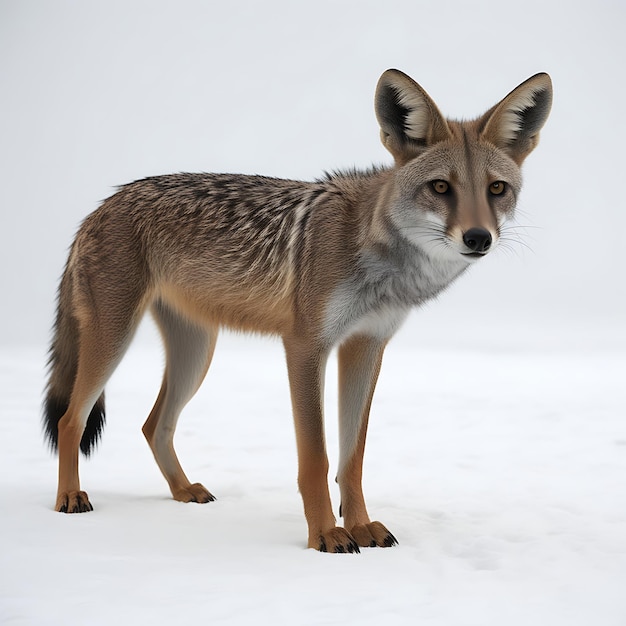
[1,0,625,349]
[1,1,625,625]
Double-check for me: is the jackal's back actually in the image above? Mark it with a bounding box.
[83,172,370,334]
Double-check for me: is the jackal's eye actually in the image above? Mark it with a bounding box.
[489,181,506,196]
[431,180,450,194]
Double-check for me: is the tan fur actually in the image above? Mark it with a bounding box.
[44,69,552,551]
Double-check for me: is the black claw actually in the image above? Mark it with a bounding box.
[57,495,92,513]
[335,545,345,554]
[383,533,398,547]
[72,499,92,513]
[319,537,327,553]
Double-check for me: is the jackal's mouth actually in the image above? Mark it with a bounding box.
[461,251,488,259]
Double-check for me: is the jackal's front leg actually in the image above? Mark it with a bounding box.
[283,338,359,553]
[337,335,398,548]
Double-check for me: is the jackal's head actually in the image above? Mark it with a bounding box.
[375,69,552,263]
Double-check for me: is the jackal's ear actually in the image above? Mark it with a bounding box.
[375,69,452,165]
[480,73,553,164]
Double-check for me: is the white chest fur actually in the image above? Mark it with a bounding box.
[322,241,468,346]
[323,286,409,344]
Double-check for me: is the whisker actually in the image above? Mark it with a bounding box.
[497,233,535,257]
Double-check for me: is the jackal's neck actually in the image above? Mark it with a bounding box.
[317,166,469,345]
[322,166,395,241]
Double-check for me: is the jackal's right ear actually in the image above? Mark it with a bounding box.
[375,69,451,165]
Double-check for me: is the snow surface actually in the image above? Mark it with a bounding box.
[2,326,625,625]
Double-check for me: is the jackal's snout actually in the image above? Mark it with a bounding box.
[462,227,492,255]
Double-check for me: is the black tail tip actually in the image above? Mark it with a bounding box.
[43,394,106,457]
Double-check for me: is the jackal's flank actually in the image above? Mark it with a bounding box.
[44,69,552,552]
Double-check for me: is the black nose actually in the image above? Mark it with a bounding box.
[463,228,492,253]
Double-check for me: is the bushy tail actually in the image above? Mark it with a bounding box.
[43,262,105,457]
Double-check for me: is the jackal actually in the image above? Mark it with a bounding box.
[44,69,552,552]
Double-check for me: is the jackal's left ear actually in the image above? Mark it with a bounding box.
[375,69,452,165]
[480,73,553,164]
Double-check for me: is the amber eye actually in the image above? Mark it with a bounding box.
[432,180,450,194]
[489,181,506,195]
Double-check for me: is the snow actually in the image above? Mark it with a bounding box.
[2,327,625,625]
[2,0,626,623]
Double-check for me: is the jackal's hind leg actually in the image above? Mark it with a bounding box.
[337,335,398,548]
[143,300,217,503]
[56,319,139,513]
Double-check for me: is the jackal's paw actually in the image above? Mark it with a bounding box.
[349,521,398,548]
[315,527,360,553]
[173,482,215,504]
[56,490,93,513]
